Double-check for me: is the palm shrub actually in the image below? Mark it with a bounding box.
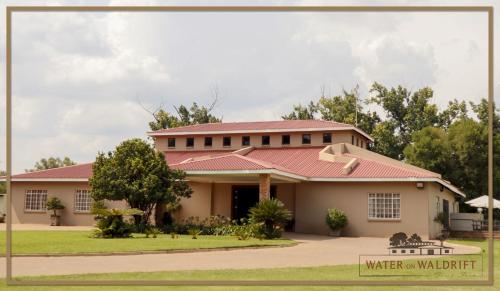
[249,198,292,239]
[92,208,143,238]
[325,208,348,233]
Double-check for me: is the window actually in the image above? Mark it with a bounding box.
[401,250,406,254]
[186,137,194,148]
[361,140,364,148]
[282,135,290,145]
[74,189,92,213]
[167,138,176,148]
[323,133,332,144]
[356,138,359,146]
[242,136,250,146]
[391,250,397,254]
[368,193,401,219]
[445,250,450,254]
[204,137,213,147]
[351,135,354,145]
[223,136,231,147]
[262,135,270,146]
[302,134,311,144]
[436,196,441,212]
[25,190,47,212]
[410,250,415,254]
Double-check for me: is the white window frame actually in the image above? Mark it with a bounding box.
[74,189,92,213]
[24,190,48,212]
[368,193,401,220]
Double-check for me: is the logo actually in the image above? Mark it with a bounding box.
[388,232,453,256]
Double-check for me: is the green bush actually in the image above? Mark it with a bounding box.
[144,226,161,238]
[249,198,292,239]
[92,208,143,238]
[325,208,348,231]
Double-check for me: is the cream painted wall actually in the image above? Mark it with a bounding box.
[154,130,369,152]
[294,182,432,238]
[175,182,212,220]
[11,182,125,226]
[276,183,296,216]
[212,183,232,218]
[427,183,458,239]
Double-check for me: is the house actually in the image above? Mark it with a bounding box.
[2,120,464,239]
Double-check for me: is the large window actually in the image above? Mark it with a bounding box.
[167,138,176,148]
[368,193,400,219]
[323,133,332,144]
[75,189,92,213]
[204,137,213,147]
[25,190,47,212]
[282,134,290,145]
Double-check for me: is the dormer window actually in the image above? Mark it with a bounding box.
[186,137,194,148]
[302,134,311,145]
[282,135,290,145]
[204,137,213,147]
[323,133,332,144]
[167,138,176,148]
[223,136,231,147]
[262,135,270,146]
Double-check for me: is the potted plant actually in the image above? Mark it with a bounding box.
[434,212,450,238]
[325,208,347,236]
[46,197,65,226]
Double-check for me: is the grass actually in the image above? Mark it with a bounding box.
[0,231,294,255]
[0,238,495,290]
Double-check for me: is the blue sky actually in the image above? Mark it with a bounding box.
[0,0,496,172]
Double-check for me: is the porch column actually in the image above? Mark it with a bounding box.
[259,174,271,200]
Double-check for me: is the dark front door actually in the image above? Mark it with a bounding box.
[232,186,259,221]
[231,185,277,221]
[442,199,450,229]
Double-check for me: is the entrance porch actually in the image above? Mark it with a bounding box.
[172,172,298,227]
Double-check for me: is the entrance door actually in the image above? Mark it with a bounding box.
[442,199,450,229]
[231,185,277,221]
[232,186,259,221]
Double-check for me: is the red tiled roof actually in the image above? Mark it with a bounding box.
[170,147,438,179]
[9,163,92,180]
[163,150,232,165]
[147,120,375,140]
[5,146,435,181]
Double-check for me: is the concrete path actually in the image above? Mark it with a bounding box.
[0,233,481,278]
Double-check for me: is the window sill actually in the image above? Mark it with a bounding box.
[368,218,401,222]
[74,211,91,214]
[24,210,47,213]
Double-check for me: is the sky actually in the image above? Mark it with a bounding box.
[0,0,497,173]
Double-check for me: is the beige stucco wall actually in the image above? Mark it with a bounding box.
[212,183,232,218]
[154,130,369,152]
[11,182,125,226]
[174,182,212,221]
[427,183,458,239]
[294,181,437,239]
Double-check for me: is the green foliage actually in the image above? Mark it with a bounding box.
[92,208,143,238]
[281,101,318,120]
[325,208,348,231]
[187,227,201,239]
[89,138,192,227]
[26,157,76,172]
[434,212,448,229]
[46,197,65,217]
[148,102,221,131]
[0,170,6,194]
[249,199,292,239]
[144,226,161,238]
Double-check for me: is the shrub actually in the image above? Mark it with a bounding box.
[325,208,348,231]
[145,226,162,238]
[434,212,448,230]
[92,208,143,238]
[46,197,65,217]
[249,198,292,239]
[187,227,201,239]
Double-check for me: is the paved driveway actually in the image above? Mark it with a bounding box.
[0,233,480,277]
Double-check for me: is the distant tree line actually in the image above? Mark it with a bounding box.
[281,82,498,201]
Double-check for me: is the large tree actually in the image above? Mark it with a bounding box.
[26,157,76,172]
[89,139,192,225]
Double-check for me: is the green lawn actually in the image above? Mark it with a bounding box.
[0,238,496,290]
[0,231,294,255]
